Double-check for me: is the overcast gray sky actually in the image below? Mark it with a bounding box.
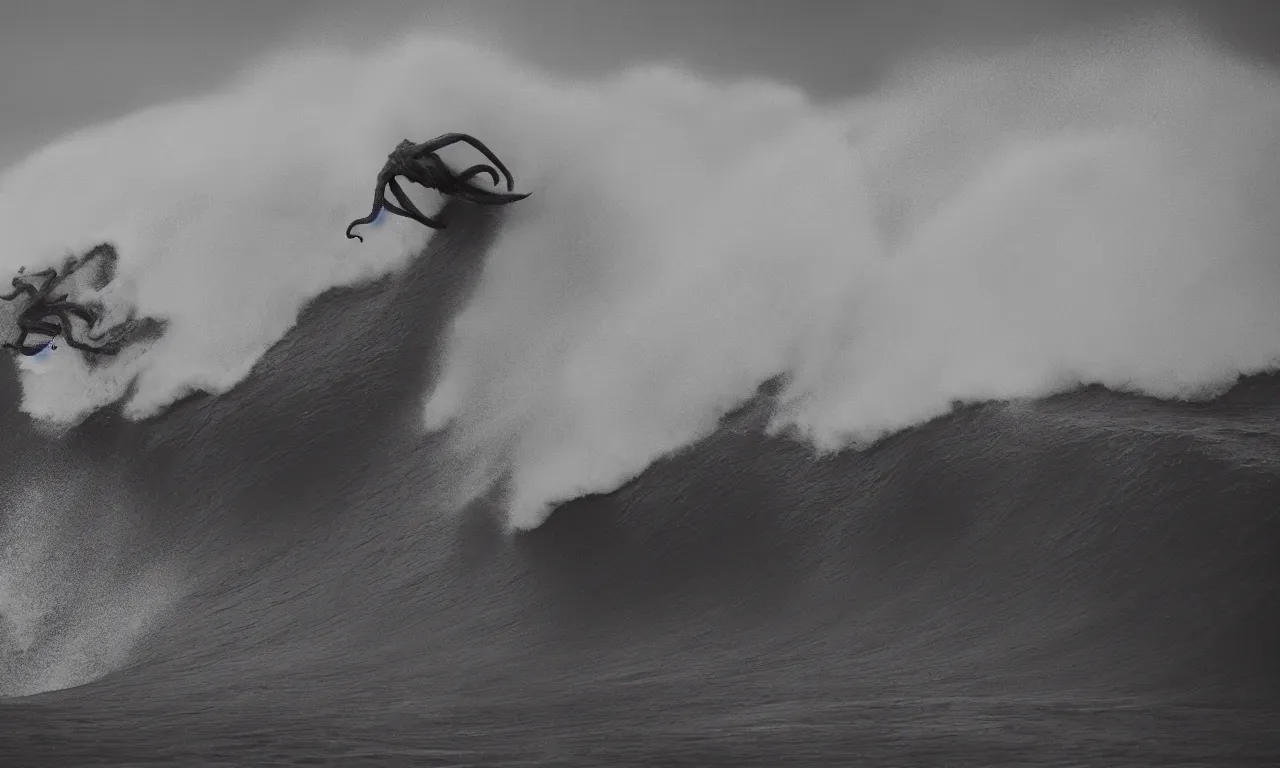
[1,0,1277,169]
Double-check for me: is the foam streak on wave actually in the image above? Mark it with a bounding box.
[2,20,1279,530]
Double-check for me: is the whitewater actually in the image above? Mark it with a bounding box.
[2,21,1277,532]
[1,12,1278,765]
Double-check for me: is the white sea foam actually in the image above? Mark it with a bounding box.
[2,19,1277,529]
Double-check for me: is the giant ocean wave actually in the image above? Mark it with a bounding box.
[0,16,1277,765]
[3,21,1278,530]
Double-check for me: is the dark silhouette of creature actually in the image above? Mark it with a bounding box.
[2,244,122,356]
[346,133,531,242]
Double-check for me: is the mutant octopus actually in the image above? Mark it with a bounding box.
[1,243,122,356]
[345,132,531,242]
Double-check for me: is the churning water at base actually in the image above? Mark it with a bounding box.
[0,15,1278,766]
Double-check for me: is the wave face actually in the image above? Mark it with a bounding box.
[1,15,1278,766]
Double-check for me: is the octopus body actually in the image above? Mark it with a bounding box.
[346,132,531,242]
[2,244,122,356]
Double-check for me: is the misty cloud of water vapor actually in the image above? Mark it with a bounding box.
[420,22,1280,529]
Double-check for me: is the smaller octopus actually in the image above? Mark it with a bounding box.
[346,132,531,242]
[1,244,122,357]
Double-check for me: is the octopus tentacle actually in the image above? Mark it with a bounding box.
[452,183,533,205]
[3,267,68,303]
[345,182,391,241]
[51,301,100,330]
[60,330,118,355]
[379,198,420,223]
[4,249,131,356]
[386,178,448,229]
[412,133,518,191]
[22,317,62,337]
[86,321,117,342]
[2,276,42,302]
[48,307,117,355]
[454,163,501,187]
[385,177,430,218]
[401,162,450,191]
[348,134,529,243]
[2,328,50,356]
[29,268,62,297]
[83,305,136,343]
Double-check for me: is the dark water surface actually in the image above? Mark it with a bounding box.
[0,204,1277,766]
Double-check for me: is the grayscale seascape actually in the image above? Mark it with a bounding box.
[1,2,1278,765]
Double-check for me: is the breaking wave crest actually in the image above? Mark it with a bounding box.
[2,18,1278,530]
